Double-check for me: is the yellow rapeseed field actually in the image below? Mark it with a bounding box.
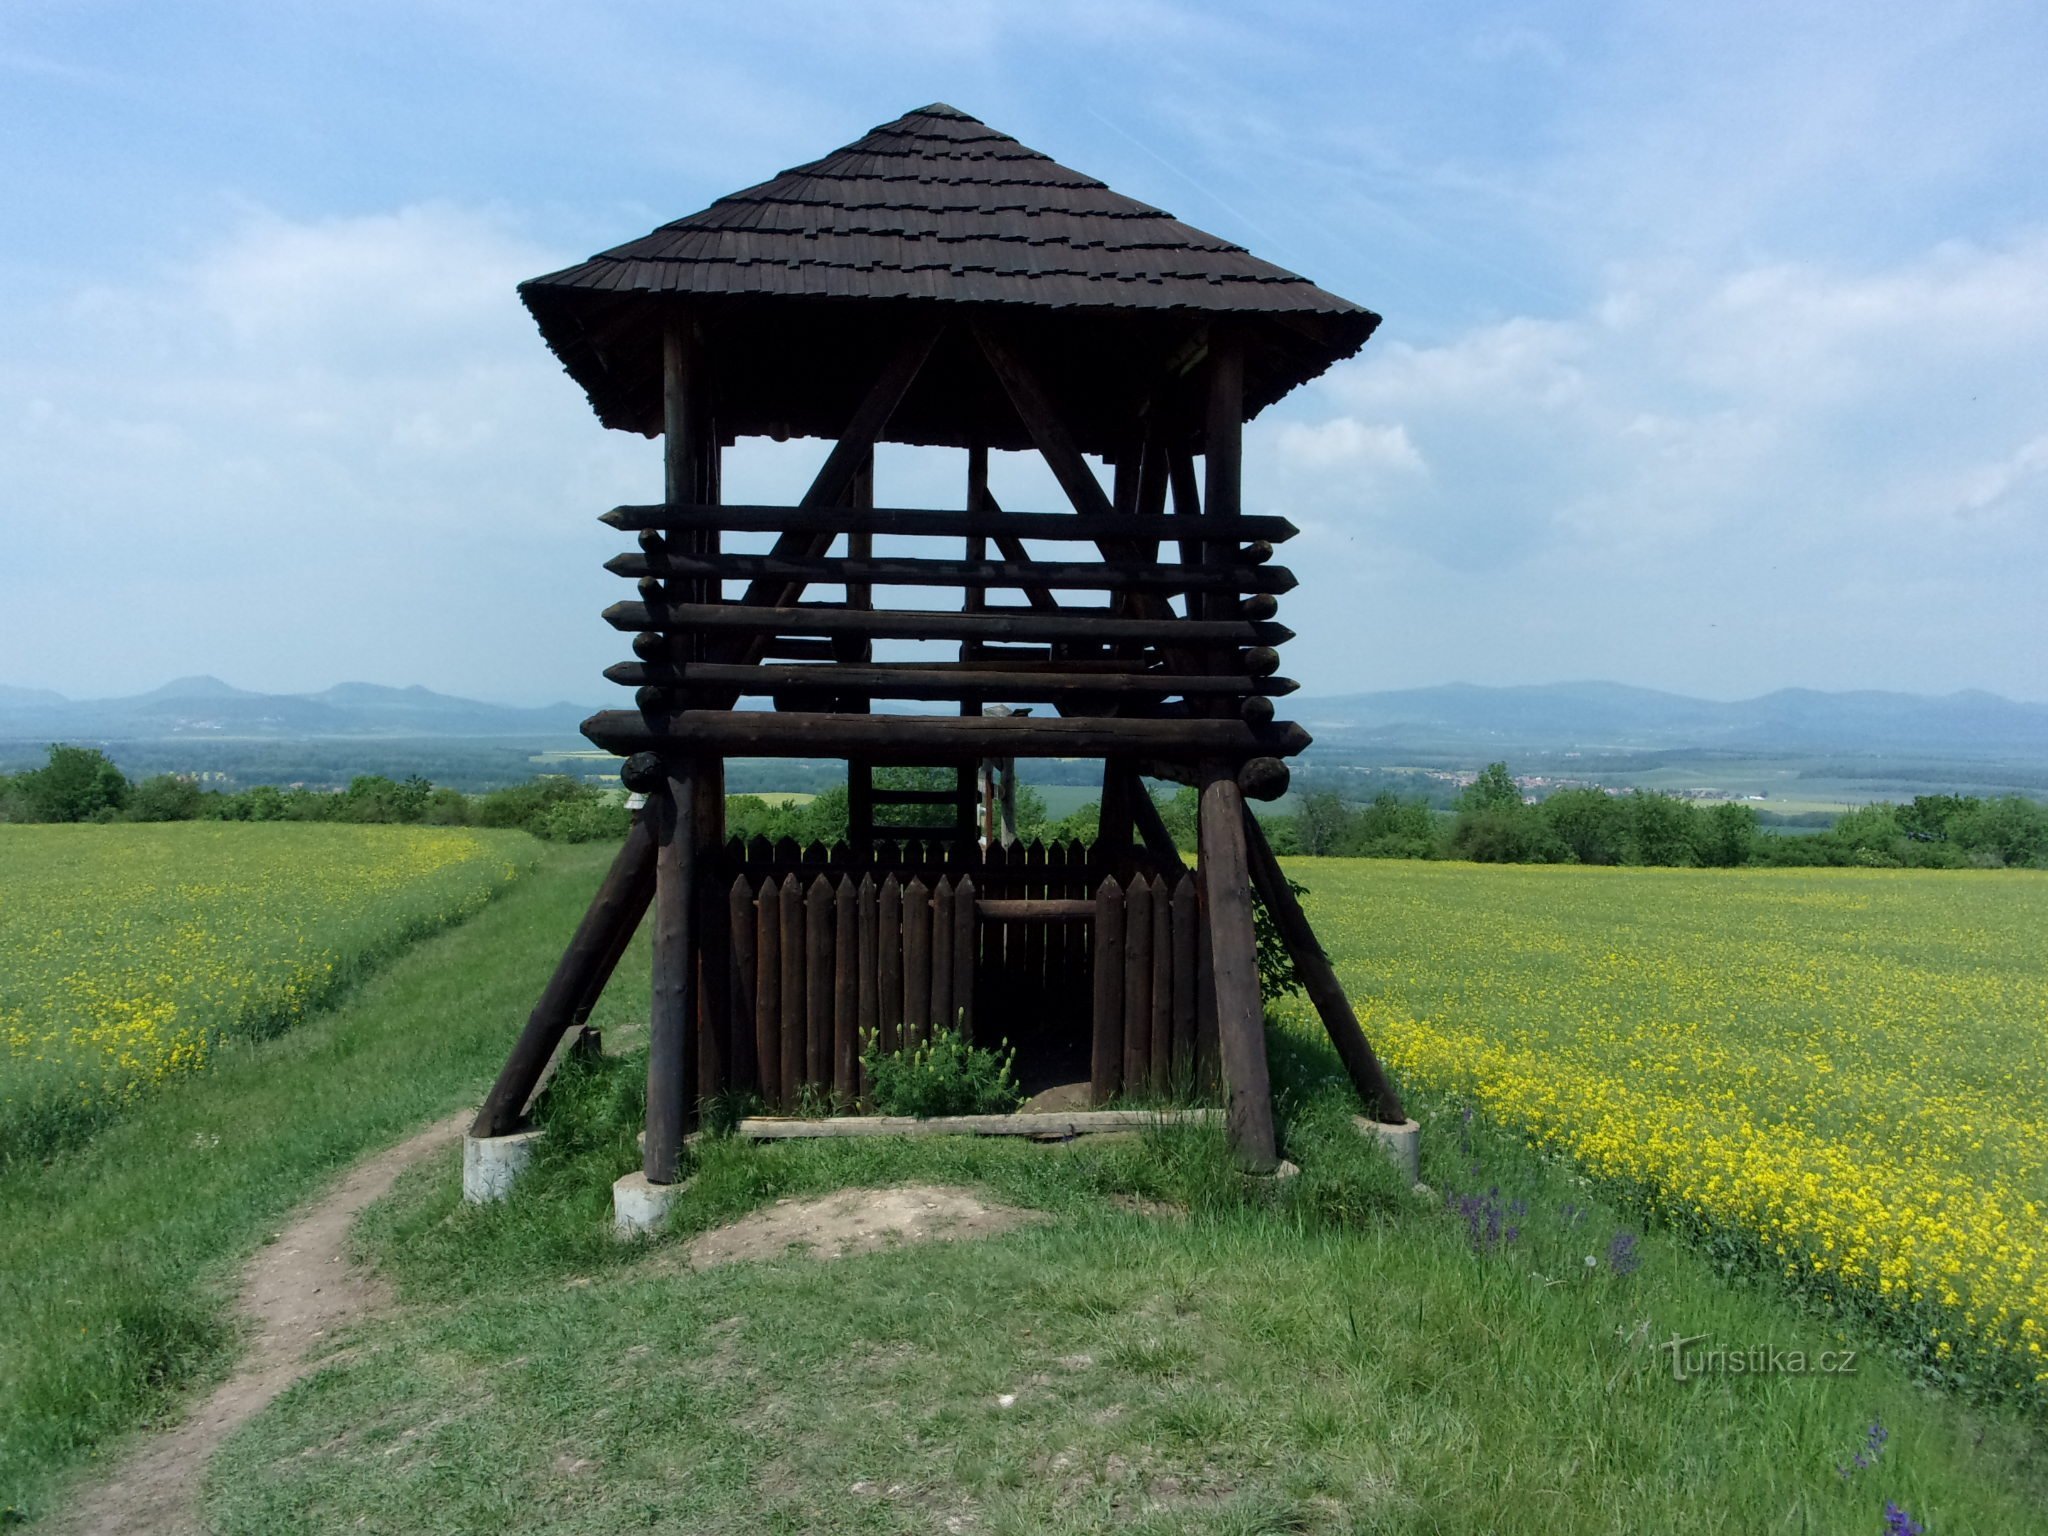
[0,823,529,1152]
[1284,859,2048,1396]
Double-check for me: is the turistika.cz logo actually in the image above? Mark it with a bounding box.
[1659,1333,1859,1382]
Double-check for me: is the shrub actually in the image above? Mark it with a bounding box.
[537,795,631,843]
[125,774,204,822]
[14,744,130,822]
[860,1023,1021,1116]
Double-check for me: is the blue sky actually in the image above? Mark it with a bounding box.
[4,1,2045,704]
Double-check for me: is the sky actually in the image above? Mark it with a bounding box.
[3,0,2046,706]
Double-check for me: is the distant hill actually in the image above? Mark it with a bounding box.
[0,676,594,741]
[1295,682,2048,758]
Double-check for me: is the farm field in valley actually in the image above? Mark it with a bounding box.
[1283,858,2048,1401]
[0,823,532,1162]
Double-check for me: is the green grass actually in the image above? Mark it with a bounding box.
[0,840,641,1525]
[192,1029,2047,1533]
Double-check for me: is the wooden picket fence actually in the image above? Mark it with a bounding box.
[719,861,1208,1110]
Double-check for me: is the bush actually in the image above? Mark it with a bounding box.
[13,744,130,822]
[860,1024,1021,1117]
[537,795,631,843]
[125,774,204,822]
[1253,876,1306,1005]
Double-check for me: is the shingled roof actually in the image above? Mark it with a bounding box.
[521,104,1379,447]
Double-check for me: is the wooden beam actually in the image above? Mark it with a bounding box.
[608,660,1296,703]
[645,773,697,1183]
[1198,761,1278,1170]
[470,811,656,1137]
[1123,763,1185,869]
[1238,803,1407,1123]
[602,503,1298,544]
[583,709,1311,762]
[609,599,1293,649]
[610,549,1295,596]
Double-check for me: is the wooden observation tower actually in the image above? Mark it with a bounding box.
[473,104,1404,1177]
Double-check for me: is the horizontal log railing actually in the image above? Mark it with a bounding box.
[608,550,1297,596]
[609,599,1294,649]
[583,708,1311,761]
[602,502,1299,544]
[604,660,1300,702]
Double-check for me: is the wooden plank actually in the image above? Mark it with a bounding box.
[903,877,932,1048]
[1090,876,1125,1104]
[645,774,696,1184]
[930,877,956,1039]
[952,874,977,1042]
[856,874,878,1098]
[833,874,858,1103]
[734,1108,1224,1140]
[1122,875,1153,1093]
[805,874,833,1094]
[584,709,1311,762]
[878,875,903,1053]
[1198,763,1277,1170]
[612,599,1294,649]
[691,758,727,1105]
[1127,766,1184,869]
[609,549,1296,596]
[778,874,805,1108]
[1170,875,1197,1084]
[602,502,1298,543]
[728,875,759,1097]
[1239,803,1408,1123]
[471,812,655,1137]
[975,897,1093,920]
[754,878,780,1109]
[1149,875,1172,1095]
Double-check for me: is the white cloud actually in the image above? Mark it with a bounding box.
[1273,417,1425,476]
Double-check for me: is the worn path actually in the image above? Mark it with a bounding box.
[47,1111,470,1535]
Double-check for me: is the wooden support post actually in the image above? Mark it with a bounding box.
[1169,874,1198,1083]
[930,878,956,1035]
[903,877,932,1048]
[805,875,833,1094]
[645,772,697,1184]
[1098,758,1136,875]
[879,876,903,1052]
[1198,760,1277,1170]
[471,811,656,1137]
[728,875,759,1097]
[1090,876,1125,1104]
[857,875,879,1097]
[1148,875,1172,1096]
[1239,804,1407,1123]
[1201,337,1244,629]
[1122,761,1182,871]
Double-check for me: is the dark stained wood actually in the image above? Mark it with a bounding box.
[805,875,833,1093]
[856,874,878,1097]
[878,875,903,1053]
[1195,866,1218,1090]
[951,875,977,1041]
[903,877,932,1048]
[1090,875,1124,1104]
[1237,756,1291,801]
[754,878,781,1108]
[691,758,728,1105]
[1121,874,1153,1092]
[728,875,759,1096]
[833,874,859,1102]
[584,709,1311,762]
[471,812,655,1137]
[610,549,1295,596]
[607,660,1294,702]
[1198,763,1277,1170]
[1148,875,1172,1095]
[1170,875,1198,1083]
[1239,804,1407,1123]
[611,599,1294,649]
[778,874,805,1107]
[602,502,1298,544]
[1124,763,1183,869]
[975,897,1093,920]
[930,877,956,1038]
[646,774,696,1183]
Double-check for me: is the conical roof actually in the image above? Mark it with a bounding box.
[521,104,1379,446]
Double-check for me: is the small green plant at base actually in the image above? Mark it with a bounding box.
[860,1022,1022,1117]
[1252,875,1307,1005]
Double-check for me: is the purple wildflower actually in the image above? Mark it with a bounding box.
[1838,1418,1889,1479]
[1882,1501,1923,1536]
[1447,1186,1528,1255]
[1607,1230,1641,1276]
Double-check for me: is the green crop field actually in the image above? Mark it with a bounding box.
[1284,858,2048,1403]
[0,823,532,1163]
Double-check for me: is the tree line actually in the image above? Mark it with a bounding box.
[6,745,2043,869]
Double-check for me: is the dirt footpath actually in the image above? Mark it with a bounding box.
[47,1111,471,1536]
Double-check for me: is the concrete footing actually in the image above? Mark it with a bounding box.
[462,1126,544,1204]
[1354,1116,1422,1184]
[612,1170,688,1238]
